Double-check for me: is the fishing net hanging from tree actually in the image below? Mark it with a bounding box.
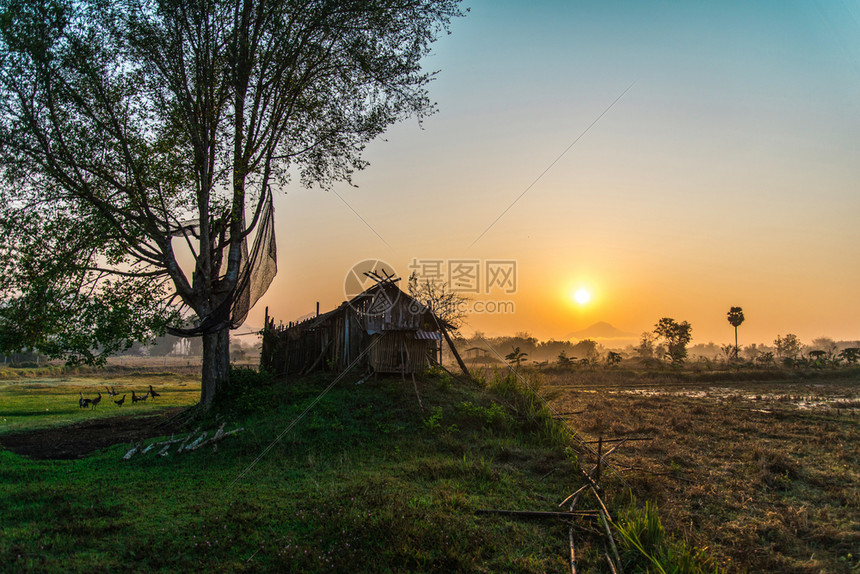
[229,190,277,327]
[167,191,277,337]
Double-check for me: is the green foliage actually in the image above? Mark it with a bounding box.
[484,369,572,448]
[210,366,274,417]
[455,401,512,430]
[616,499,720,574]
[423,406,444,431]
[424,365,455,391]
[0,0,464,399]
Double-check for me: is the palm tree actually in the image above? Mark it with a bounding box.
[726,307,745,360]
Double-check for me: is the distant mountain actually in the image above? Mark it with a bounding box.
[566,322,635,340]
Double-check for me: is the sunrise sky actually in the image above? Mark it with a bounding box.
[247,0,860,346]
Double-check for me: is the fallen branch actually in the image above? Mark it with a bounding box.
[599,509,623,573]
[558,484,589,508]
[176,426,201,453]
[122,424,243,459]
[589,485,613,523]
[476,509,599,520]
[122,441,142,460]
[584,436,653,444]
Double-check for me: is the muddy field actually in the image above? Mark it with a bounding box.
[542,369,860,573]
[0,407,186,459]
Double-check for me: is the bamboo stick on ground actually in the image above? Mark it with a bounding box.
[590,484,613,522]
[604,551,618,574]
[475,509,599,519]
[569,525,577,574]
[583,437,652,444]
[558,483,589,508]
[600,509,624,573]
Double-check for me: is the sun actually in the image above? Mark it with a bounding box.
[573,287,591,305]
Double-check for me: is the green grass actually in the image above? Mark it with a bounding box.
[0,371,199,435]
[0,368,570,572]
[0,366,719,572]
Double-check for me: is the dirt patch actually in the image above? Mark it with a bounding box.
[0,407,187,460]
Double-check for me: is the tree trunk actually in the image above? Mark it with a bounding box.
[201,327,230,408]
[734,327,739,360]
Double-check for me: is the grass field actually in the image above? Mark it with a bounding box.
[0,369,200,435]
[0,364,856,572]
[0,366,622,572]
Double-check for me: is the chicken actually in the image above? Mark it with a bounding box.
[132,391,149,404]
[114,394,126,407]
[78,391,91,409]
[105,386,119,397]
[148,385,161,399]
[90,392,102,409]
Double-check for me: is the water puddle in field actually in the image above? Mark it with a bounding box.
[606,387,858,412]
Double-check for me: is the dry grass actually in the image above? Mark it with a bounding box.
[543,368,860,573]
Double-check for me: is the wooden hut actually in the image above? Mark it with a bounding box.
[261,279,450,376]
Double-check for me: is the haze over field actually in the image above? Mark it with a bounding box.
[249,0,860,345]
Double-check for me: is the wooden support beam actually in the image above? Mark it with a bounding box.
[440,326,471,380]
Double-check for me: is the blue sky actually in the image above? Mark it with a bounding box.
[254,1,860,345]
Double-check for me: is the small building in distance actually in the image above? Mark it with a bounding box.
[261,277,450,376]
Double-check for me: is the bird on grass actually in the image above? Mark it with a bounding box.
[148,385,161,399]
[132,391,149,404]
[114,394,126,407]
[78,392,91,409]
[90,392,102,409]
[105,386,119,397]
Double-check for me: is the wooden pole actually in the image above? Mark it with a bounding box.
[440,326,471,380]
[596,436,603,483]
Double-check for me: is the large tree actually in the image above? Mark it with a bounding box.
[0,0,462,406]
[653,317,692,366]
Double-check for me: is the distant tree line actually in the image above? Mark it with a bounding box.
[455,322,859,371]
